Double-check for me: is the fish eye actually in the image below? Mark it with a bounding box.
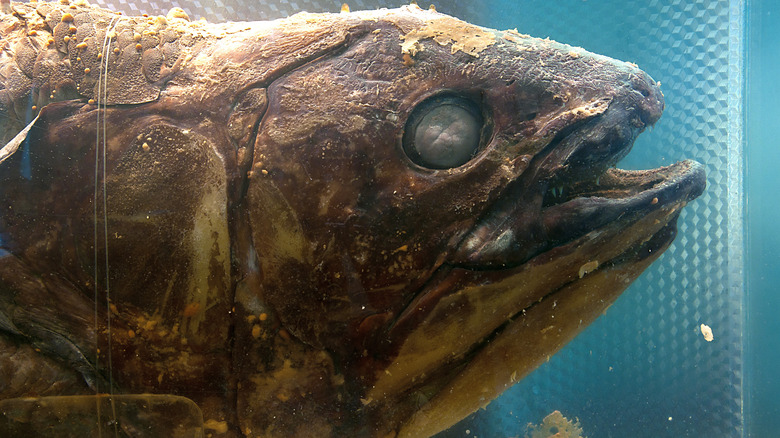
[402,95,485,169]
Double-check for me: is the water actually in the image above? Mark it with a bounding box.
[0,0,761,436]
[746,2,780,437]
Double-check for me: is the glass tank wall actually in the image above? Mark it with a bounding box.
[0,0,755,437]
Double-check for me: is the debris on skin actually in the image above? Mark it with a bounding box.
[400,6,496,58]
[525,410,587,438]
[578,260,599,278]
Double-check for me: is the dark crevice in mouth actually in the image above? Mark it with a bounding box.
[542,167,665,208]
[539,105,647,208]
[541,160,703,249]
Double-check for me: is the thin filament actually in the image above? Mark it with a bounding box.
[94,15,120,438]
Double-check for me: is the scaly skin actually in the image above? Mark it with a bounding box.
[0,1,206,144]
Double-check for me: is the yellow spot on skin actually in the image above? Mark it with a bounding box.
[402,53,415,67]
[578,260,599,278]
[167,7,189,21]
[133,33,142,42]
[76,42,87,50]
[97,52,102,59]
[259,312,268,321]
[203,419,228,434]
[87,99,95,105]
[278,329,290,341]
[340,3,349,13]
[83,67,90,75]
[401,15,496,57]
[261,169,268,175]
[31,105,37,111]
[27,30,37,36]
[127,329,135,338]
[135,43,142,51]
[69,25,77,33]
[113,47,120,54]
[47,38,54,46]
[182,302,200,317]
[251,324,261,338]
[141,142,150,152]
[143,319,157,331]
[63,36,70,43]
[429,4,436,11]
[61,12,74,22]
[651,197,659,205]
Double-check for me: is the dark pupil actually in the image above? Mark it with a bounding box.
[405,98,482,169]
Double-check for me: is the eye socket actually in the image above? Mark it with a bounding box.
[402,95,485,169]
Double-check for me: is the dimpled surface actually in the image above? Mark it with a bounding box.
[0,0,205,143]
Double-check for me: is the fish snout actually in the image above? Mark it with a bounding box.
[628,68,665,127]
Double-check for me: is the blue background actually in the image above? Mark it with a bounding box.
[746,1,780,437]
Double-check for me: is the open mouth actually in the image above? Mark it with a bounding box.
[541,160,705,249]
[451,103,706,270]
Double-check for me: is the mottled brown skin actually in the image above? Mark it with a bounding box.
[0,2,704,437]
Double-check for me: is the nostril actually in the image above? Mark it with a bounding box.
[632,76,664,126]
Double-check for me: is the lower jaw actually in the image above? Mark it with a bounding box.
[393,208,684,438]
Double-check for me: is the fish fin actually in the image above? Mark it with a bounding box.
[0,112,40,165]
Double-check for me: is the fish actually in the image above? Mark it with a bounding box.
[0,2,705,437]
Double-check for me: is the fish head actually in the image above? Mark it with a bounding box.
[245,5,704,435]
